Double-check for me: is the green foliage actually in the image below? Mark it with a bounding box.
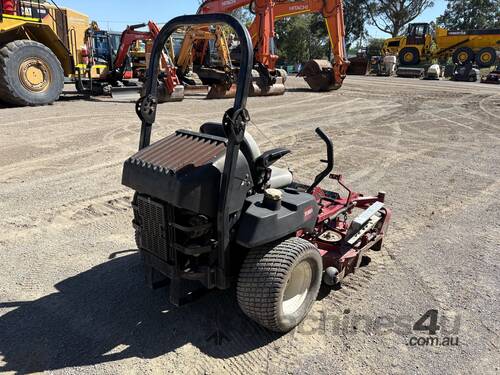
[366,38,386,56]
[275,0,369,66]
[231,7,254,27]
[367,0,435,36]
[276,16,322,65]
[344,0,369,48]
[437,0,500,29]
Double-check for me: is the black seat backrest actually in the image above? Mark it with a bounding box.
[200,122,261,170]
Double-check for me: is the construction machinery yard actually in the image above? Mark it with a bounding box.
[1,0,499,373]
[0,75,498,374]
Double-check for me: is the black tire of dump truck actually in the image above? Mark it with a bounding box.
[237,237,322,332]
[0,40,64,106]
[453,47,475,64]
[475,47,497,68]
[398,47,420,66]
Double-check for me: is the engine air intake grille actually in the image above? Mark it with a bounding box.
[136,196,175,262]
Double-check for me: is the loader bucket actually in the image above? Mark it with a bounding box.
[299,59,339,91]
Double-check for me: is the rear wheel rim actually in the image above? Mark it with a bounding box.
[282,260,313,315]
[404,52,413,63]
[480,52,492,64]
[458,52,469,62]
[18,57,52,93]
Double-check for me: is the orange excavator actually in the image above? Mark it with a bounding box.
[197,0,286,97]
[270,0,349,91]
[196,0,348,95]
[82,21,184,102]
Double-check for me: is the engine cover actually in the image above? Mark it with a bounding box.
[122,130,252,217]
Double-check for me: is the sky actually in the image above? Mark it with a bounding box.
[56,0,448,38]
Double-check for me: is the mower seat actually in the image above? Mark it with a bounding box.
[200,122,293,189]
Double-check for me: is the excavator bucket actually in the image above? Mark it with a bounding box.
[298,59,340,91]
[158,83,185,103]
[347,56,369,75]
[184,85,210,95]
[250,69,286,96]
[207,69,286,99]
[206,83,238,99]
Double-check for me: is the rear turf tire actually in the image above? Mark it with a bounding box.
[0,40,64,106]
[237,237,322,332]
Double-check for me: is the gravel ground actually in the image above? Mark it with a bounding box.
[0,76,499,375]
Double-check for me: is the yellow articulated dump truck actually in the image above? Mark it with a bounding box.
[383,22,500,67]
[0,0,89,106]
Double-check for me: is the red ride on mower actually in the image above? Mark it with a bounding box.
[122,14,391,332]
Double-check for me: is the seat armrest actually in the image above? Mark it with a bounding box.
[255,148,291,169]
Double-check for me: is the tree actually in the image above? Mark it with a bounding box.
[231,7,254,27]
[344,0,369,49]
[275,0,369,65]
[437,0,500,30]
[366,0,435,37]
[366,38,386,56]
[276,16,316,64]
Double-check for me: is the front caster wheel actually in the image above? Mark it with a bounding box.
[237,237,322,332]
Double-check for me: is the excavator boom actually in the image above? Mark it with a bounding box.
[194,0,348,94]
[197,0,254,14]
[197,0,286,97]
[254,0,349,90]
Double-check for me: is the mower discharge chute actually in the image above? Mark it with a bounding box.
[122,14,391,333]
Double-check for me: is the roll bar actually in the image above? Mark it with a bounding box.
[137,13,253,150]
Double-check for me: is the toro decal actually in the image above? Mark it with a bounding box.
[304,207,314,220]
[222,0,237,6]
